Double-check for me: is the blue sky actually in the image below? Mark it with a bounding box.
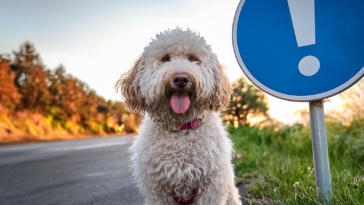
[1,0,344,123]
[1,0,241,100]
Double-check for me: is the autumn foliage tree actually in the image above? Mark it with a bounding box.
[0,42,140,136]
[11,42,50,112]
[223,77,269,126]
[0,56,21,110]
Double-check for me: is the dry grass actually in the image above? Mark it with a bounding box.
[0,111,114,144]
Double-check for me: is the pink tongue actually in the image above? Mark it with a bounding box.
[170,94,190,114]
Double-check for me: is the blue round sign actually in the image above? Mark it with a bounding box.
[233,0,364,101]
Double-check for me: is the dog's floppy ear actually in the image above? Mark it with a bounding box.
[115,56,145,113]
[210,61,232,112]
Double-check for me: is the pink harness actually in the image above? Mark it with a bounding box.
[173,188,198,204]
[179,119,201,130]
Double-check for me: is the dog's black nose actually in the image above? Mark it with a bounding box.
[173,73,190,89]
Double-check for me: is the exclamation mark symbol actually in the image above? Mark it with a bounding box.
[288,0,320,76]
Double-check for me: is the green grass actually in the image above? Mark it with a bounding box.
[229,122,364,205]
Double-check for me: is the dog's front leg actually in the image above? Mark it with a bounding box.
[144,195,175,205]
[195,183,226,205]
[225,166,242,205]
[196,191,225,205]
[195,173,242,205]
[225,185,242,205]
[196,188,241,205]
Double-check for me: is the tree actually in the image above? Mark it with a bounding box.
[46,65,68,124]
[59,75,84,121]
[0,56,21,110]
[11,42,50,112]
[222,77,269,126]
[0,42,143,136]
[339,77,364,121]
[48,65,66,104]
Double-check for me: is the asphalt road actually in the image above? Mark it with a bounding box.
[0,136,248,205]
[0,136,143,205]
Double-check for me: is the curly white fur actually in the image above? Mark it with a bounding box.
[116,28,242,205]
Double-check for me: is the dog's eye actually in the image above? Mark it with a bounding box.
[161,55,171,62]
[187,54,198,62]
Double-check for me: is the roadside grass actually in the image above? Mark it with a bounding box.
[229,122,364,204]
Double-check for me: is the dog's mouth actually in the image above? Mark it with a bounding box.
[168,90,193,114]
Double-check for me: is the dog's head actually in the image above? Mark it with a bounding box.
[116,28,231,125]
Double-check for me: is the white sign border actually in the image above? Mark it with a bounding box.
[232,0,364,102]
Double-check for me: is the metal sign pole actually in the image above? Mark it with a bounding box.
[309,100,332,203]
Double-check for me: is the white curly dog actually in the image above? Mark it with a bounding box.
[116,28,242,205]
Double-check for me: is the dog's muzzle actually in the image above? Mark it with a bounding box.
[172,73,190,89]
[169,73,193,114]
